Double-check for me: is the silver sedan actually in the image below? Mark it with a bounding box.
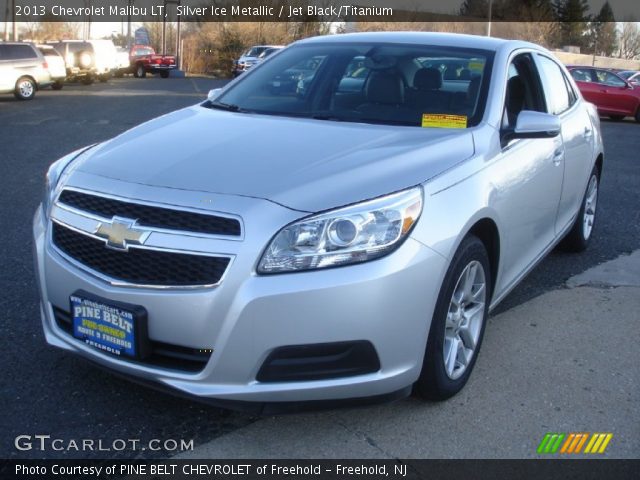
[34,32,603,411]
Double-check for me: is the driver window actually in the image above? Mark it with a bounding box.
[502,54,546,130]
[595,70,626,87]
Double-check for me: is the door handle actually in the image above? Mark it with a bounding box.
[553,148,564,165]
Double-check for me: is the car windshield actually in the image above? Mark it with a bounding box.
[214,42,494,128]
[259,48,279,59]
[133,47,153,56]
[245,47,268,57]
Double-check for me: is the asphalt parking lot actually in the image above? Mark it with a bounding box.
[1,77,638,459]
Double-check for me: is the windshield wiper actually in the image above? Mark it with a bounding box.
[206,101,250,113]
[310,114,345,121]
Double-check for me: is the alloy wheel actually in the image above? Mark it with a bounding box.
[582,175,598,241]
[443,260,486,380]
[19,80,34,98]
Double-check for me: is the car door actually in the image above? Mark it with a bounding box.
[593,70,637,116]
[536,55,594,234]
[495,53,564,289]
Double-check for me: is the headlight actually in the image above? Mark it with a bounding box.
[258,186,423,273]
[42,145,96,217]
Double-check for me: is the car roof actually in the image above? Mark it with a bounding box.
[296,32,538,52]
[0,41,36,46]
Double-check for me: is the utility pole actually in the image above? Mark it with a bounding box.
[11,0,17,40]
[162,0,181,60]
[127,0,133,47]
[4,0,9,41]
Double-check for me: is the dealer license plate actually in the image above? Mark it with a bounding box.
[70,291,149,359]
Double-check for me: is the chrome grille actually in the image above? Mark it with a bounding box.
[58,189,241,237]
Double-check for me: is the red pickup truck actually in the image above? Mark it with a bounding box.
[129,45,177,78]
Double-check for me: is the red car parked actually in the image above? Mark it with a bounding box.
[568,66,640,122]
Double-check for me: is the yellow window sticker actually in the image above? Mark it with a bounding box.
[422,114,468,129]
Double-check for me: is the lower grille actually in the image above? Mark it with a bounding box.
[52,306,211,373]
[257,341,380,382]
[52,223,230,287]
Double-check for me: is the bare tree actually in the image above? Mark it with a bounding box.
[618,21,640,59]
[24,20,80,42]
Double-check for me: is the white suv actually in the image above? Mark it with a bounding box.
[0,42,52,100]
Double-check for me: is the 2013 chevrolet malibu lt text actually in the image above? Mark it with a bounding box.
[33,33,603,412]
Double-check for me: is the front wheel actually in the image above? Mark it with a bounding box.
[559,166,599,252]
[51,81,64,90]
[14,77,36,100]
[635,108,640,123]
[415,235,491,400]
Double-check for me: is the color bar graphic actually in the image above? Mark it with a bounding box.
[538,433,613,454]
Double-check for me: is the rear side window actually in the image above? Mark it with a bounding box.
[132,47,154,56]
[0,44,38,60]
[570,68,593,82]
[536,55,572,115]
[38,47,61,57]
[67,42,93,54]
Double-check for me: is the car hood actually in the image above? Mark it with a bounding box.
[74,106,475,212]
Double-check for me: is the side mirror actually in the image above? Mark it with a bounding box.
[502,111,561,145]
[207,88,222,102]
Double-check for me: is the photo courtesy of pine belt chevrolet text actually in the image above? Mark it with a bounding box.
[33,32,604,412]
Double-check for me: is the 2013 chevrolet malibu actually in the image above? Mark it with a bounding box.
[33,33,603,412]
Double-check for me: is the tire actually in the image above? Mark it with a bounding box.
[609,115,624,121]
[134,64,146,78]
[415,235,491,400]
[77,50,94,69]
[14,76,36,100]
[99,74,109,83]
[51,81,64,90]
[635,108,640,123]
[81,76,94,85]
[559,165,599,252]
[160,71,169,78]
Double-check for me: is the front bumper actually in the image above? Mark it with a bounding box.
[33,187,446,406]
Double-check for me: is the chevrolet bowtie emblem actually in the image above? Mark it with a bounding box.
[94,216,150,251]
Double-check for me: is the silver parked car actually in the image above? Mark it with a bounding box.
[0,42,52,100]
[34,33,603,411]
